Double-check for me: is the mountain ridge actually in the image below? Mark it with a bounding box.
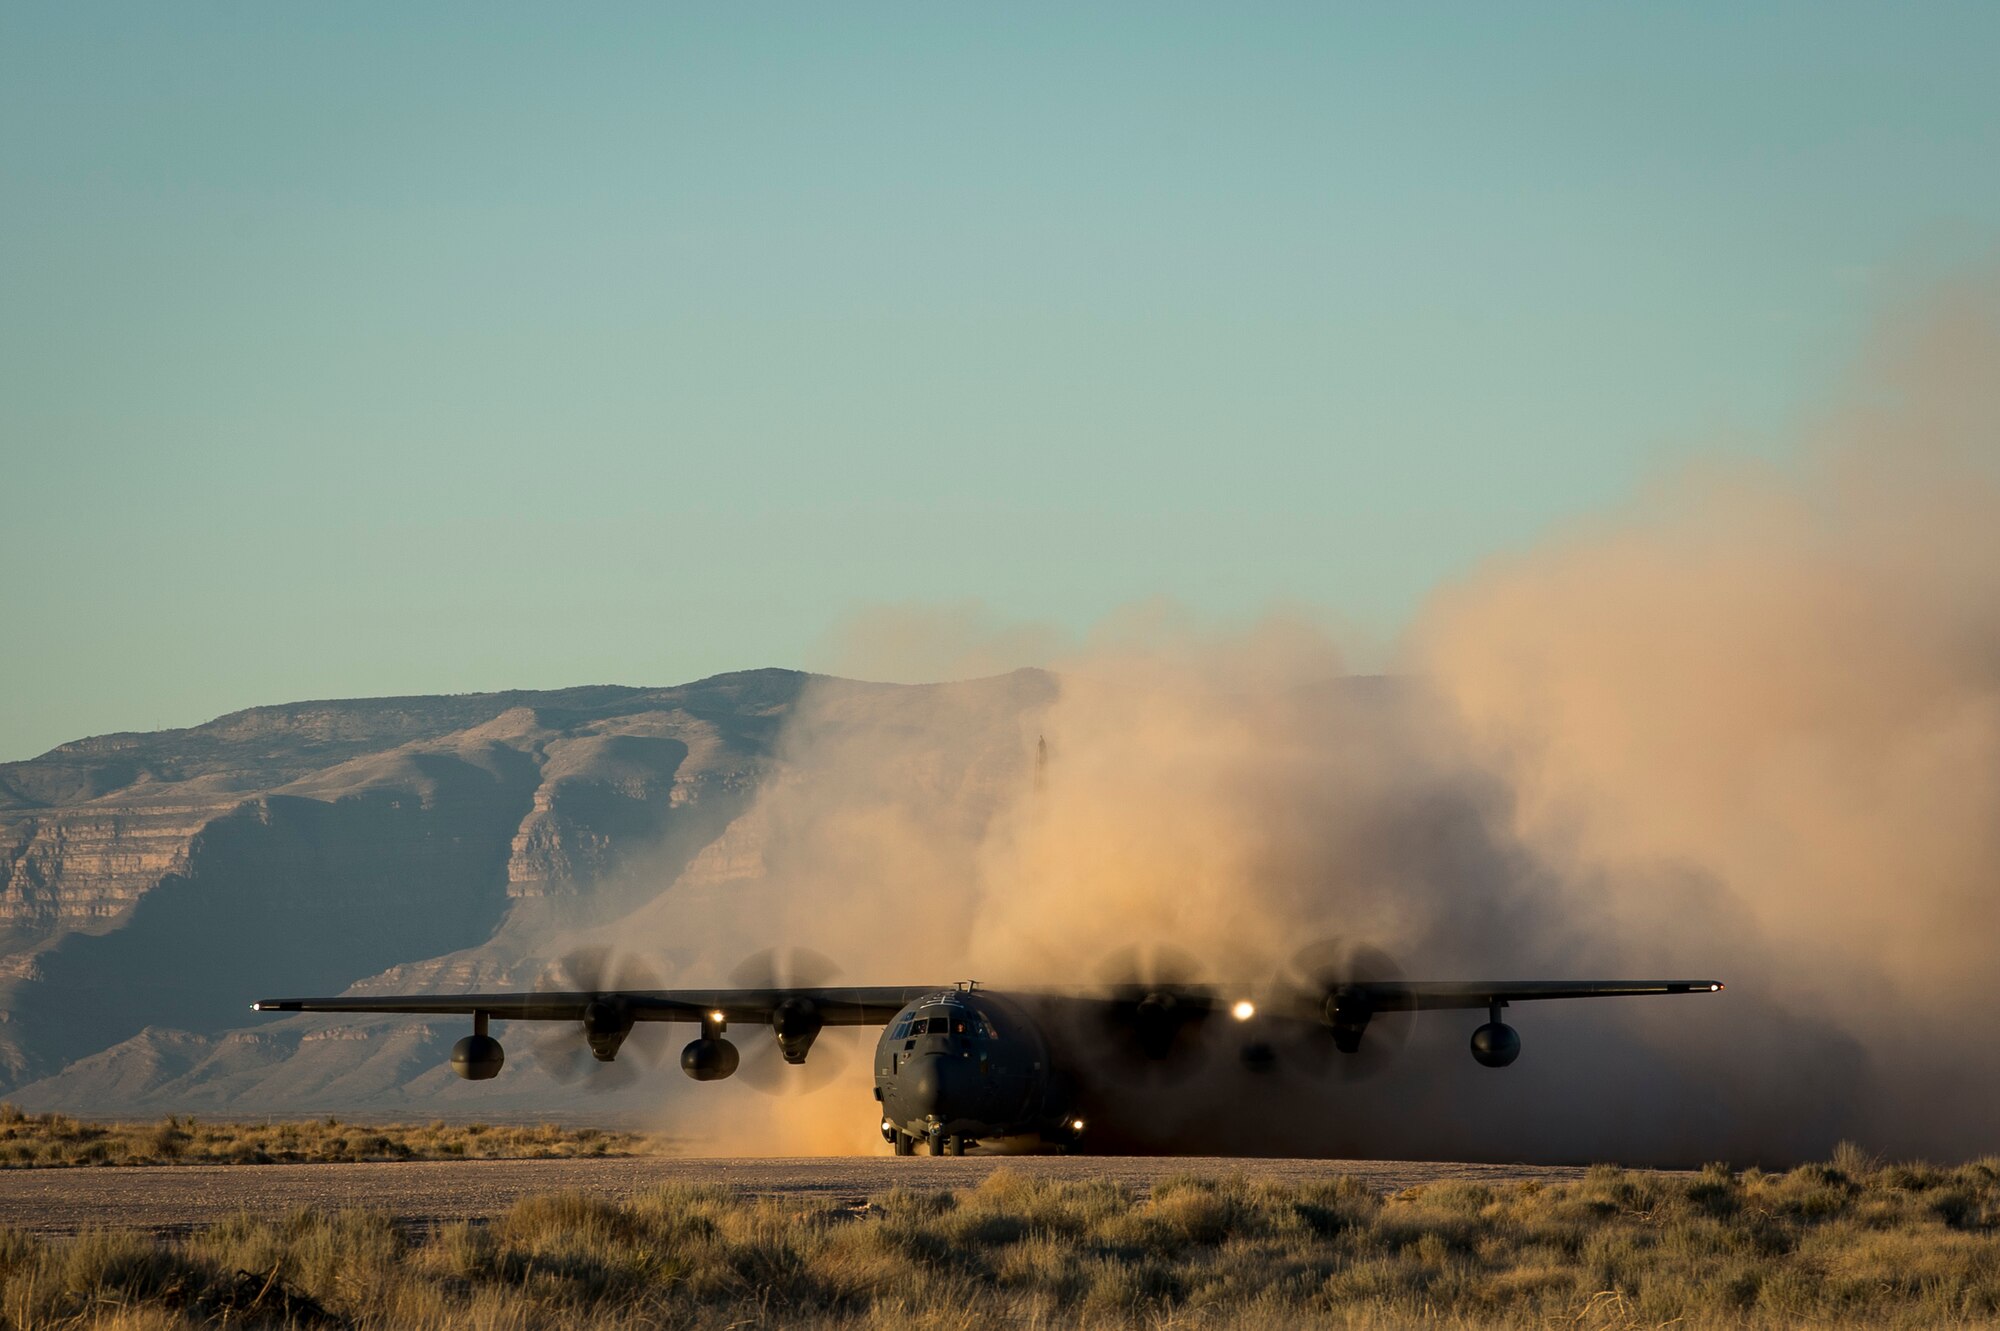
[0,667,1055,1114]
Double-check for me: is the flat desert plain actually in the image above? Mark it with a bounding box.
[0,1154,1599,1235]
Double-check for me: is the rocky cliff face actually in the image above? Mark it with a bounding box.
[0,672,824,1099]
[0,668,1052,1117]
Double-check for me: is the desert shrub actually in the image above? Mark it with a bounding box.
[1880,1161,1949,1191]
[1832,1139,1883,1179]
[140,1120,187,1161]
[2,1152,1999,1327]
[1931,1188,1980,1229]
[868,1185,957,1222]
[1146,1178,1257,1245]
[1080,1253,1182,1315]
[0,1110,664,1169]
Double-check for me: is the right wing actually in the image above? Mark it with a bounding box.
[252,986,937,1027]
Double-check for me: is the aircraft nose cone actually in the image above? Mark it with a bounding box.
[903,1052,964,1119]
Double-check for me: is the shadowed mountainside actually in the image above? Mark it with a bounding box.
[0,669,1052,1115]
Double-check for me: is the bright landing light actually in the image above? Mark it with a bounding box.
[1231,999,1256,1022]
[709,1010,726,1022]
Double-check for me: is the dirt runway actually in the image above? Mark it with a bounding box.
[0,1155,1601,1236]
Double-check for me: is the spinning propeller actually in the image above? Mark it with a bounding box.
[726,946,852,1094]
[1083,943,1216,1083]
[528,947,671,1092]
[1243,936,1413,1080]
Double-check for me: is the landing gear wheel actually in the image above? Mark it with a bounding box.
[944,1134,965,1156]
[926,1129,946,1156]
[892,1131,915,1157]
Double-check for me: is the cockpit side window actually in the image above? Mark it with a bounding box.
[889,1015,914,1040]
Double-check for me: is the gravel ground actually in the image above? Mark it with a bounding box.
[0,1155,1601,1235]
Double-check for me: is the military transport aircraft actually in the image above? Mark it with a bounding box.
[253,943,1723,1155]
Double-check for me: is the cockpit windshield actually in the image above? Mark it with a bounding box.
[890,1007,998,1041]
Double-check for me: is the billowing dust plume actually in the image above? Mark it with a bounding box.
[1411,283,2000,1160]
[623,285,2000,1163]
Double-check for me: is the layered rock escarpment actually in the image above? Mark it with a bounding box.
[0,671,814,1093]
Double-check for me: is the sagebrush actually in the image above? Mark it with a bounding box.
[0,1103,655,1167]
[7,1151,2000,1328]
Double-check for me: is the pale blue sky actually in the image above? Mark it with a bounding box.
[4,4,1997,760]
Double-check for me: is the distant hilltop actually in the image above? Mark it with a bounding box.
[0,674,810,812]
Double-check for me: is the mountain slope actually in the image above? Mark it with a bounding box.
[0,668,1054,1117]
[0,672,816,1097]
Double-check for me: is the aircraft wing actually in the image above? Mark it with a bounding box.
[1017,978,1722,1017]
[1239,978,1725,1022]
[253,978,1722,1027]
[251,987,935,1026]
[1349,979,1723,1012]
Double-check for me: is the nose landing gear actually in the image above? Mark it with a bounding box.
[883,1119,966,1156]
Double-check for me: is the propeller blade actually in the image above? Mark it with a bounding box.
[736,1028,851,1095]
[556,945,614,992]
[727,946,850,1095]
[619,1019,670,1070]
[526,945,670,1088]
[1250,936,1413,1080]
[1080,942,1214,1084]
[530,1027,592,1085]
[730,946,843,990]
[580,1057,639,1092]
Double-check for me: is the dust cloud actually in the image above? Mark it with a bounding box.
[1410,281,2000,1161]
[809,601,1071,687]
[616,284,2000,1164]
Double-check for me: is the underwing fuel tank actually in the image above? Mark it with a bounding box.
[450,1034,505,1080]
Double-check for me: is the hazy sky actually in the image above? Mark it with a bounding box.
[4,4,1998,761]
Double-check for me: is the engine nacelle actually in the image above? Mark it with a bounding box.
[583,999,635,1062]
[771,998,824,1064]
[1470,1021,1520,1068]
[1324,985,1374,1053]
[450,1034,505,1081]
[680,1036,741,1082]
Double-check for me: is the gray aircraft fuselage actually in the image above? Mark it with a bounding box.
[873,989,1072,1154]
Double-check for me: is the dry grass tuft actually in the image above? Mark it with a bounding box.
[4,1152,2000,1326]
[0,1105,661,1167]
